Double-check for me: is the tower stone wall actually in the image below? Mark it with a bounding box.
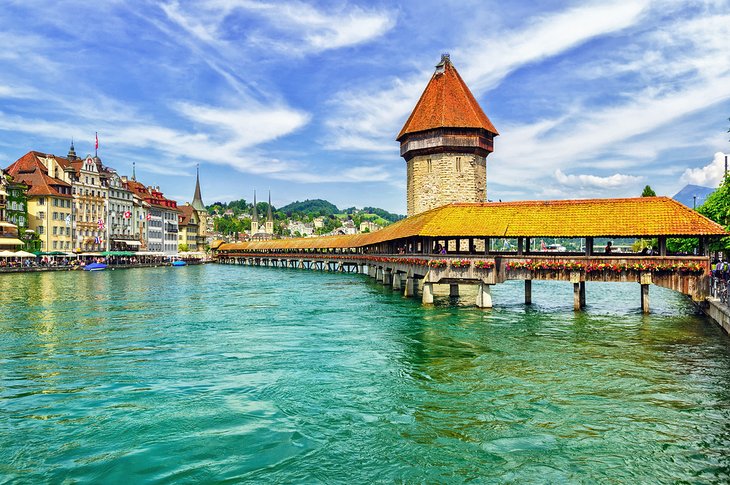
[406,152,486,217]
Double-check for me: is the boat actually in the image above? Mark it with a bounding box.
[171,260,187,267]
[84,262,107,271]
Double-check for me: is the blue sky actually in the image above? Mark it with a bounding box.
[1,0,729,214]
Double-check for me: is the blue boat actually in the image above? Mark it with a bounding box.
[171,260,187,267]
[84,262,107,271]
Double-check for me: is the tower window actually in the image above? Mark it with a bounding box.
[456,157,462,172]
[427,158,432,173]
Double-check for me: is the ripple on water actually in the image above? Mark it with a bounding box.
[1,266,730,483]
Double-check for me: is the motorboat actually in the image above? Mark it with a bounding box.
[84,262,107,271]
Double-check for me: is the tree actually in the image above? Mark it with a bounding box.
[178,243,189,252]
[641,185,656,197]
[697,172,730,251]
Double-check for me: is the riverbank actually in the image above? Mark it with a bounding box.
[0,260,208,274]
[701,298,730,335]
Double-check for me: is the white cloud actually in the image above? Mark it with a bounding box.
[681,152,729,187]
[554,169,642,188]
[324,1,649,154]
[161,0,395,55]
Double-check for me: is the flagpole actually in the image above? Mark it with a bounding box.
[95,131,98,157]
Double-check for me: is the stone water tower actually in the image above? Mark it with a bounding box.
[398,54,499,217]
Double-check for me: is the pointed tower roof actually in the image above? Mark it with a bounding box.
[252,190,259,222]
[397,54,498,141]
[191,164,205,211]
[67,139,78,161]
[267,190,273,222]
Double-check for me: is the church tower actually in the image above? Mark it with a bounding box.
[191,165,208,240]
[398,54,498,217]
[265,191,274,234]
[251,191,259,235]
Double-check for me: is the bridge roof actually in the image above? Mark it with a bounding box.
[218,197,727,252]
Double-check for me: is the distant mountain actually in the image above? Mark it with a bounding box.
[673,184,715,208]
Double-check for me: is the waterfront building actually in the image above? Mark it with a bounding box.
[398,54,499,217]
[67,152,110,252]
[6,151,73,252]
[178,204,201,251]
[0,169,7,222]
[5,175,29,232]
[106,170,137,251]
[126,180,179,254]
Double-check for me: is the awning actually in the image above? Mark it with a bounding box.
[14,251,36,258]
[120,240,141,246]
[0,221,17,228]
[0,238,24,246]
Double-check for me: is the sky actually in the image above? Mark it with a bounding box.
[0,0,729,214]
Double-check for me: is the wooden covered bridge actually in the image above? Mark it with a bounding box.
[214,197,727,312]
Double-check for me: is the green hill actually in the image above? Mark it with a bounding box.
[278,199,339,217]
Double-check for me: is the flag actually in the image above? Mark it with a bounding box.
[97,218,105,230]
[146,214,151,221]
[124,211,131,219]
[95,132,99,150]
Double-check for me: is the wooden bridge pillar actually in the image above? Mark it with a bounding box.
[376,267,384,283]
[579,282,586,309]
[450,284,459,297]
[641,284,650,314]
[422,282,434,304]
[476,282,493,308]
[525,280,532,305]
[573,283,581,311]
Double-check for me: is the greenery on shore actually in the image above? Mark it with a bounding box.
[207,198,404,238]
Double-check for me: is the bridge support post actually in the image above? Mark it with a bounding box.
[640,272,651,314]
[383,268,393,286]
[525,280,532,305]
[392,272,402,290]
[450,284,459,297]
[573,283,581,311]
[476,282,493,308]
[579,282,586,309]
[641,284,650,314]
[422,282,434,304]
[404,275,415,297]
[376,267,384,283]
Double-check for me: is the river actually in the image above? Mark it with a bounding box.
[2,264,729,483]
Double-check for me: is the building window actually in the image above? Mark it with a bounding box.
[53,226,57,235]
[456,157,462,172]
[427,158,432,173]
[38,226,44,234]
[39,197,45,205]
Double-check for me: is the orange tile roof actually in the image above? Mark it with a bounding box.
[218,197,727,253]
[397,56,498,140]
[178,205,196,226]
[6,151,72,198]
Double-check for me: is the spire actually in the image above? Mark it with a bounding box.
[191,164,205,211]
[267,190,273,222]
[67,139,77,160]
[252,190,258,222]
[132,162,136,181]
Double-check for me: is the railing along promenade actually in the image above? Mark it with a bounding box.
[216,250,709,313]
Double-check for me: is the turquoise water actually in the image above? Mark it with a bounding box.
[2,264,730,483]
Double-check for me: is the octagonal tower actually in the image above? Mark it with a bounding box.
[398,54,499,217]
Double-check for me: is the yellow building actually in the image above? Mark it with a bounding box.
[6,151,73,252]
[178,204,200,251]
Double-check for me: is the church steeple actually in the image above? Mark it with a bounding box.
[132,161,136,181]
[191,164,205,211]
[251,190,259,235]
[67,139,78,161]
[265,190,274,234]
